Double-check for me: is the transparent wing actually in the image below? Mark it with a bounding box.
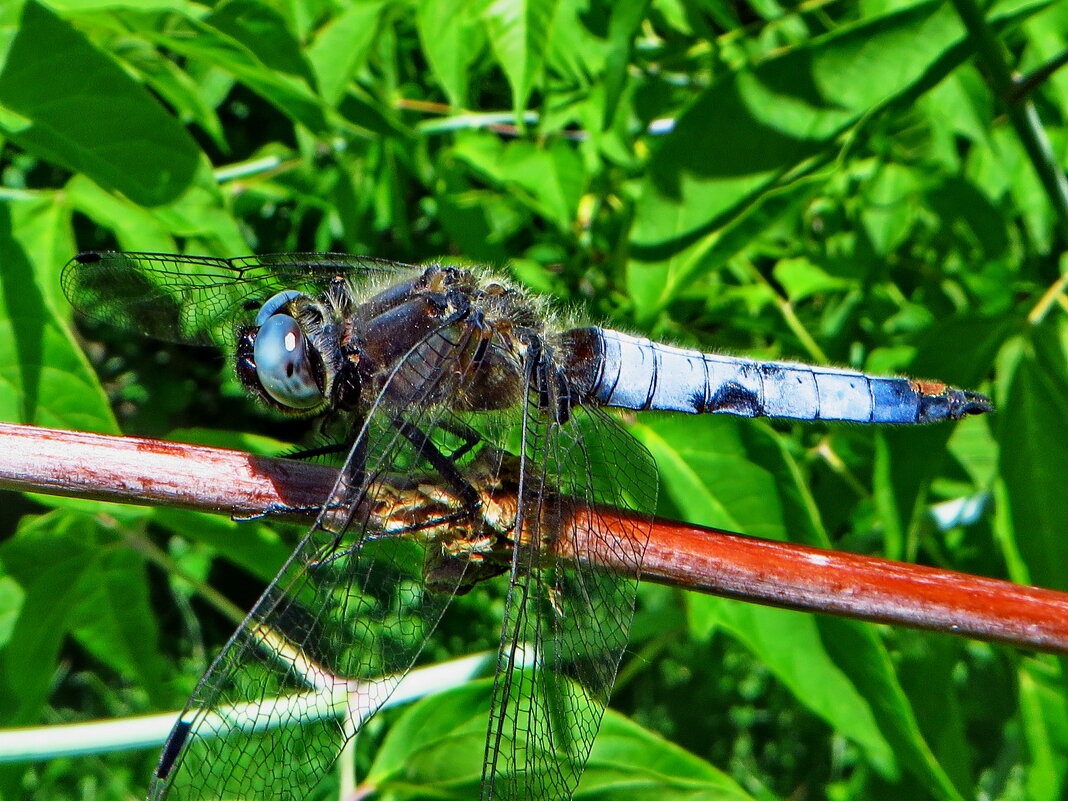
[148,317,494,801]
[481,366,657,799]
[61,251,413,346]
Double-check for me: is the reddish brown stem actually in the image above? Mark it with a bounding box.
[2,422,1065,654]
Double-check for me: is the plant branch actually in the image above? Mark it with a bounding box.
[2,422,1066,655]
[951,0,1068,240]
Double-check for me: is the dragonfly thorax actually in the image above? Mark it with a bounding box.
[236,264,552,418]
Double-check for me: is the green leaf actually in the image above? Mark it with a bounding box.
[998,320,1068,591]
[638,413,971,796]
[636,415,786,540]
[368,678,754,800]
[418,0,484,108]
[154,508,293,586]
[0,576,24,649]
[65,175,177,253]
[0,1,201,206]
[819,619,966,800]
[693,597,897,777]
[453,135,584,230]
[365,679,487,794]
[631,1,980,252]
[1018,658,1068,800]
[626,182,813,324]
[307,0,389,104]
[204,0,317,89]
[599,0,649,131]
[120,44,228,152]
[481,0,558,115]
[0,514,112,724]
[69,541,168,705]
[138,12,330,133]
[772,257,853,304]
[578,709,754,800]
[0,193,116,431]
[859,162,923,257]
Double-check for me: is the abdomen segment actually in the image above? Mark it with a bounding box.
[560,328,991,424]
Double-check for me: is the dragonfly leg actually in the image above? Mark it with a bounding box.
[231,499,347,522]
[390,416,483,513]
[308,417,485,568]
[434,416,483,462]
[286,441,349,460]
[286,410,357,460]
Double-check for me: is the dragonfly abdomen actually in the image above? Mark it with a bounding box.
[562,328,990,424]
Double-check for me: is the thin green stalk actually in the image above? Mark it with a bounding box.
[951,0,1068,241]
[121,527,247,626]
[741,258,830,364]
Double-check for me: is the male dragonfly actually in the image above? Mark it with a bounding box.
[62,251,992,801]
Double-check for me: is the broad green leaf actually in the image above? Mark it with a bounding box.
[998,320,1068,592]
[153,508,293,586]
[66,175,176,253]
[772,257,853,304]
[0,1,200,207]
[638,414,969,796]
[819,618,966,800]
[120,43,228,152]
[636,415,789,541]
[0,513,118,723]
[69,542,168,705]
[418,0,483,108]
[151,164,249,252]
[0,576,24,648]
[625,176,817,324]
[368,678,754,800]
[0,194,115,431]
[1019,658,1068,801]
[307,0,389,104]
[578,709,754,800]
[365,678,487,794]
[860,161,922,257]
[205,0,317,88]
[138,12,330,133]
[66,162,246,254]
[481,0,558,115]
[692,596,897,778]
[599,0,649,131]
[453,135,584,230]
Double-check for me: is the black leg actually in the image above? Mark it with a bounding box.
[391,416,482,512]
[287,441,350,461]
[307,416,484,570]
[435,416,483,462]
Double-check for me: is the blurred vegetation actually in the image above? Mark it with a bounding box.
[0,0,1066,799]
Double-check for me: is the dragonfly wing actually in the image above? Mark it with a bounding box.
[61,251,409,346]
[481,401,656,800]
[148,330,488,801]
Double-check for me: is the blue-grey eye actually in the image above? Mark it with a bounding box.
[255,289,304,327]
[253,313,323,409]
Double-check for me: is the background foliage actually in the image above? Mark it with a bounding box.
[0,0,1066,799]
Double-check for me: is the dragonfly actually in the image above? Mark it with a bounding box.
[62,251,992,801]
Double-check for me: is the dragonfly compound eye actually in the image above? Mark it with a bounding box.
[253,313,324,409]
[255,289,305,326]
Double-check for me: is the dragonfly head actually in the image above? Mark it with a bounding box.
[236,290,328,413]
